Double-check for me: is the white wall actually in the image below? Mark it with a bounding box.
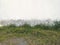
[0,0,60,20]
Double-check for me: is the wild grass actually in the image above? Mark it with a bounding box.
[0,21,60,45]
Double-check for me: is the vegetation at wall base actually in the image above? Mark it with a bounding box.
[0,21,60,45]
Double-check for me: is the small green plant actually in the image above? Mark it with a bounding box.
[53,21,60,30]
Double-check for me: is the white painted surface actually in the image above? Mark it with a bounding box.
[0,0,60,20]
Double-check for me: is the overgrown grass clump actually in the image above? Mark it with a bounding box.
[0,21,60,45]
